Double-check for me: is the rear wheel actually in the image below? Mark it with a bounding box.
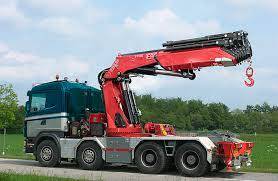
[135,142,167,174]
[77,142,104,170]
[37,140,60,167]
[175,143,208,177]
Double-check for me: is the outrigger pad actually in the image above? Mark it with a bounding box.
[163,30,252,64]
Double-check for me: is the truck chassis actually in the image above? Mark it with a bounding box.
[26,134,252,177]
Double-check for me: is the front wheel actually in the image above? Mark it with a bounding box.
[37,140,60,167]
[175,143,208,177]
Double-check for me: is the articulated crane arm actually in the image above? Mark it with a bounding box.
[98,30,252,137]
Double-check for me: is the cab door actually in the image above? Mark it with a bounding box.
[25,90,68,138]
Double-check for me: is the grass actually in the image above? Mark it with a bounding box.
[0,172,84,181]
[240,134,278,173]
[0,133,278,173]
[0,134,33,160]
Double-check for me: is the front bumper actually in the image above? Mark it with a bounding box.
[24,139,34,153]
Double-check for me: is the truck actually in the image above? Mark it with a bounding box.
[24,30,254,177]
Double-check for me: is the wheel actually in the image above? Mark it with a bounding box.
[76,142,104,170]
[174,143,208,177]
[37,140,60,167]
[135,142,167,174]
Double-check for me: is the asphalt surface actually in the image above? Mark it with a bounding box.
[0,158,277,181]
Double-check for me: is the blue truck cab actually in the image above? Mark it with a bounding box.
[24,80,104,153]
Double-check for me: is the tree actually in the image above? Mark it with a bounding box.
[0,84,18,129]
[13,105,25,129]
[135,94,278,133]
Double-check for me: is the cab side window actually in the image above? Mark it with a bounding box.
[30,93,46,112]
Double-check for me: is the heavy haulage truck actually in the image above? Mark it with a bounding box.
[24,30,254,177]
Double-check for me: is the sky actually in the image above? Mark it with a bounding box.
[0,0,277,109]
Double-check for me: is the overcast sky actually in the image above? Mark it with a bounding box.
[0,0,277,109]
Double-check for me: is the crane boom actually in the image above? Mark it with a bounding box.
[103,30,251,80]
[99,30,252,137]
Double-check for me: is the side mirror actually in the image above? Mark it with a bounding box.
[25,101,30,113]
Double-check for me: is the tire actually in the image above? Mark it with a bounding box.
[174,143,208,177]
[77,142,104,170]
[135,142,167,174]
[165,157,177,171]
[37,140,60,167]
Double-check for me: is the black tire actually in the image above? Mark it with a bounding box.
[77,142,104,170]
[165,157,177,171]
[37,140,60,167]
[174,143,208,177]
[135,142,167,174]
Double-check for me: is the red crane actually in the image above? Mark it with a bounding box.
[98,30,252,137]
[24,30,254,176]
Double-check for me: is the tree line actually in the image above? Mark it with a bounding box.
[0,84,277,133]
[136,94,278,133]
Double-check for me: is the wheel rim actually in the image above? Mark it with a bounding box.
[41,146,53,161]
[141,149,158,167]
[181,151,200,170]
[82,149,95,164]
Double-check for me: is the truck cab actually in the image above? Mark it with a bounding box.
[24,80,104,154]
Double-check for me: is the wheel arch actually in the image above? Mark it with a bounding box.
[34,132,61,156]
[133,140,164,158]
[175,140,206,153]
[134,140,163,151]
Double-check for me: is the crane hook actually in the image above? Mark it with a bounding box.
[244,77,255,87]
[246,67,253,77]
[244,61,255,87]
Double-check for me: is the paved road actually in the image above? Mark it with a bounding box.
[0,158,277,181]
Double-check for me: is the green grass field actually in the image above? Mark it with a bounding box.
[0,133,277,173]
[240,134,278,173]
[0,134,33,159]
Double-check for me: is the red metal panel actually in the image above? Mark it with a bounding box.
[156,47,235,71]
[217,141,254,168]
